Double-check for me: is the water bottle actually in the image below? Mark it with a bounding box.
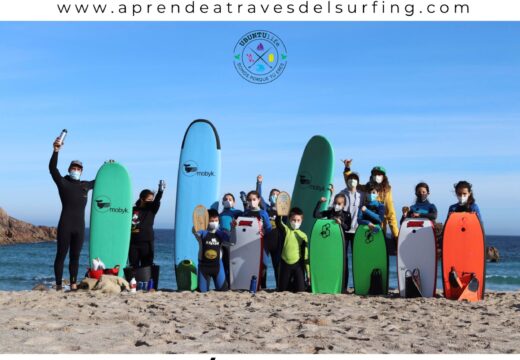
[58,129,67,145]
[147,278,154,291]
[130,278,137,293]
[249,275,257,294]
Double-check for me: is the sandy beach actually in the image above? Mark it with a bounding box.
[0,289,519,354]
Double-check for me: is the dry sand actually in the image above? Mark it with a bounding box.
[0,289,519,354]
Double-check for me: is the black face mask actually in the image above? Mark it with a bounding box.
[141,200,153,208]
[417,194,428,202]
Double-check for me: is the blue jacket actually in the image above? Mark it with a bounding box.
[358,201,385,226]
[448,203,482,223]
[219,208,243,232]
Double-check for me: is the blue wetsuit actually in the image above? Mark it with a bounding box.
[401,200,438,224]
[448,203,483,223]
[219,208,243,231]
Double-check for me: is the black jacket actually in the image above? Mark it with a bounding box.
[49,151,94,227]
[131,189,163,244]
[313,200,352,233]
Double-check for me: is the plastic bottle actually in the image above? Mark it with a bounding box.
[130,278,137,293]
[249,275,257,294]
[147,278,154,291]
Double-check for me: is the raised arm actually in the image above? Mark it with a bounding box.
[313,199,326,219]
[151,182,165,214]
[49,150,63,187]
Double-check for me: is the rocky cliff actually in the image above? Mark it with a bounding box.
[0,207,57,245]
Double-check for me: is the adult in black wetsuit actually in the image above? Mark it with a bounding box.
[49,137,94,290]
[129,182,165,269]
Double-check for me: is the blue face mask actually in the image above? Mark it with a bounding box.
[368,193,378,202]
[270,195,277,205]
[69,170,81,180]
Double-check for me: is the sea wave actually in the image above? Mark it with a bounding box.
[485,275,520,285]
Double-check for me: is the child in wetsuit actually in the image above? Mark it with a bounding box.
[400,182,438,224]
[448,180,482,222]
[193,209,230,293]
[219,193,243,285]
[358,183,385,232]
[255,175,282,289]
[129,182,165,269]
[276,207,309,292]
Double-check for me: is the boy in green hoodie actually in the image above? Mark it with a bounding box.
[276,207,309,292]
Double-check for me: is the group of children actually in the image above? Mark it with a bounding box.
[191,159,483,293]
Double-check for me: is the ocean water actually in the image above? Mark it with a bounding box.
[0,230,518,292]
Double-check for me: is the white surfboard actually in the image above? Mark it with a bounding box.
[397,218,437,298]
[230,217,263,290]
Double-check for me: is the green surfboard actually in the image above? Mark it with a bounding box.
[89,160,132,277]
[291,136,334,238]
[310,219,345,294]
[352,225,388,295]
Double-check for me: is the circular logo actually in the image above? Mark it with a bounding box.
[182,160,199,177]
[94,195,111,213]
[233,30,288,84]
[204,249,218,260]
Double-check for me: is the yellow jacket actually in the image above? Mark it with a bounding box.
[343,169,399,238]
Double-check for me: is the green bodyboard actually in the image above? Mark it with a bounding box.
[352,225,388,295]
[310,219,345,294]
[291,136,334,239]
[89,161,132,277]
[176,260,198,291]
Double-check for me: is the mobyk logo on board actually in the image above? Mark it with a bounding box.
[182,160,216,177]
[299,171,325,192]
[94,195,129,214]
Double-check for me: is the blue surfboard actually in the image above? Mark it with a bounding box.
[174,119,221,290]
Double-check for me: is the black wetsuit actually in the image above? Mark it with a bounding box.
[129,189,163,268]
[49,151,94,286]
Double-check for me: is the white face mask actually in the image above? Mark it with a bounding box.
[334,204,343,212]
[290,221,301,230]
[208,221,219,231]
[69,170,81,180]
[248,199,259,209]
[347,179,358,189]
[223,200,233,209]
[457,195,469,205]
[374,175,384,184]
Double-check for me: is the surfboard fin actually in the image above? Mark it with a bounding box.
[405,269,422,298]
[457,274,479,302]
[368,269,383,295]
[449,266,463,289]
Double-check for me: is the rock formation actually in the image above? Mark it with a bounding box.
[0,207,57,245]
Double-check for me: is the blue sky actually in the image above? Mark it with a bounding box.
[0,22,519,235]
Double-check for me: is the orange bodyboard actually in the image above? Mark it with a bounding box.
[442,212,485,301]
